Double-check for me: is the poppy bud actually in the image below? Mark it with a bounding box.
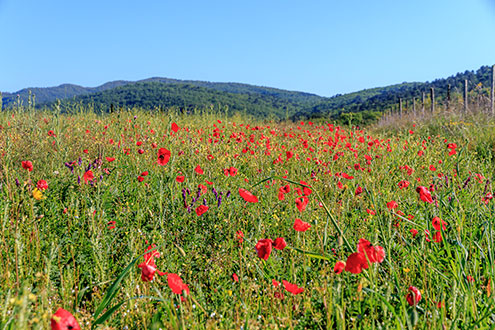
[50,308,80,330]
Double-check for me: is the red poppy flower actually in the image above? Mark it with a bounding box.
[282,280,304,295]
[138,244,166,282]
[433,231,443,243]
[157,148,171,166]
[344,252,369,274]
[236,230,244,244]
[341,172,354,180]
[195,205,209,216]
[386,200,398,209]
[357,238,385,263]
[398,180,410,189]
[334,261,346,274]
[406,286,421,306]
[229,167,238,176]
[255,239,273,260]
[431,216,447,231]
[272,279,280,287]
[355,186,363,196]
[167,273,189,295]
[300,181,312,195]
[48,130,56,137]
[21,160,33,172]
[239,188,259,203]
[194,165,204,175]
[50,308,81,330]
[293,218,311,232]
[273,237,287,250]
[171,122,180,133]
[107,220,116,230]
[410,228,419,238]
[295,196,309,212]
[416,186,433,203]
[280,184,291,194]
[232,273,239,282]
[176,175,185,183]
[37,179,48,190]
[137,176,145,182]
[106,157,116,162]
[141,171,148,177]
[83,170,94,184]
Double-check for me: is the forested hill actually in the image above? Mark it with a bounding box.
[294,65,494,120]
[1,65,493,120]
[1,77,324,110]
[57,82,307,118]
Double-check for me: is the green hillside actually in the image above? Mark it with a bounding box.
[296,65,493,120]
[2,65,493,122]
[57,82,306,118]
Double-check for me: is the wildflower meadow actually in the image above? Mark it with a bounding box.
[1,107,495,329]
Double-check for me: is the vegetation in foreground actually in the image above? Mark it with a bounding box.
[1,106,495,329]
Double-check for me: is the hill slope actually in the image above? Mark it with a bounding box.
[1,65,493,120]
[58,82,307,118]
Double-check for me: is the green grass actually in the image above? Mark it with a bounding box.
[0,106,494,329]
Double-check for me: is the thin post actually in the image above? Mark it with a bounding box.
[491,64,494,115]
[447,84,451,110]
[430,87,435,113]
[399,98,403,117]
[412,97,416,114]
[422,92,425,116]
[464,79,468,112]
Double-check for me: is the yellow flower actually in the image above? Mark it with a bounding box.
[32,188,45,200]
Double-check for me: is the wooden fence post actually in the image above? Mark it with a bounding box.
[412,97,416,115]
[399,98,403,118]
[447,84,451,110]
[422,92,425,116]
[464,79,468,112]
[491,64,494,115]
[430,87,435,113]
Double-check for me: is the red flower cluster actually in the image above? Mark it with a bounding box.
[336,238,385,274]
[447,143,457,156]
[255,237,287,260]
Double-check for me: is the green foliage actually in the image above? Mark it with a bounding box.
[1,105,495,328]
[3,65,493,123]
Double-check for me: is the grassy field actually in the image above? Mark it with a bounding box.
[1,107,495,329]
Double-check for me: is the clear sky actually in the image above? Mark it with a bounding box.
[0,0,494,96]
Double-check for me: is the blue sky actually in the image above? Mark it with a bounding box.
[0,0,494,96]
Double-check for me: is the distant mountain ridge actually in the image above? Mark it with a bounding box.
[1,77,324,108]
[1,65,493,121]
